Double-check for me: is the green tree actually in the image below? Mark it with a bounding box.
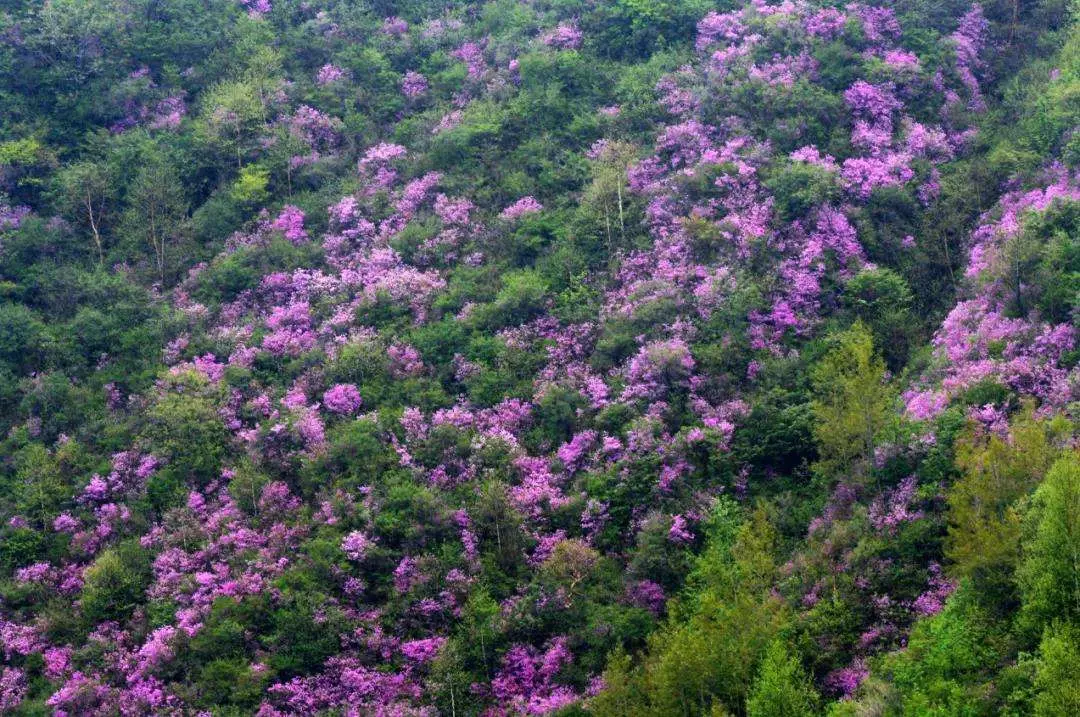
[473,270,549,330]
[589,648,650,717]
[538,538,601,604]
[1018,452,1080,636]
[11,442,68,530]
[946,410,1066,601]
[763,162,841,222]
[840,268,916,370]
[1034,623,1080,716]
[997,200,1080,323]
[198,80,267,169]
[582,0,713,59]
[0,137,55,201]
[593,504,787,716]
[53,161,114,265]
[230,164,271,207]
[32,0,125,85]
[746,639,818,717]
[120,155,189,282]
[80,539,153,624]
[810,322,892,479]
[145,374,229,489]
[0,303,45,373]
[876,581,1007,716]
[582,140,638,253]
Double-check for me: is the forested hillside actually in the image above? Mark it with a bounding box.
[0,1,1078,714]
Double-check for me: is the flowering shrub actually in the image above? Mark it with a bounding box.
[271,205,308,244]
[316,64,348,85]
[323,384,362,414]
[542,23,583,50]
[401,71,428,98]
[499,196,543,220]
[340,530,375,561]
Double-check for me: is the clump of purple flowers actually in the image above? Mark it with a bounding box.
[271,205,308,244]
[401,71,428,98]
[316,64,348,85]
[340,530,375,561]
[499,196,543,220]
[542,23,583,50]
[323,384,363,414]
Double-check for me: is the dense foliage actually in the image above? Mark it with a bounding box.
[0,0,1078,714]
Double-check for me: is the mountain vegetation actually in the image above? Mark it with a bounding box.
[0,0,1078,714]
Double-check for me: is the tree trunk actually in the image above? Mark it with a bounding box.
[85,190,103,265]
[616,180,625,241]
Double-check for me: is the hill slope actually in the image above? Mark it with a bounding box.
[0,1,1078,714]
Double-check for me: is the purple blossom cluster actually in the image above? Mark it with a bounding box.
[241,0,270,18]
[452,42,486,79]
[340,530,375,560]
[485,637,580,715]
[542,23,583,50]
[359,142,408,193]
[323,383,362,414]
[382,16,408,36]
[0,203,30,232]
[316,63,348,85]
[499,196,543,220]
[271,205,308,244]
[401,70,429,98]
[288,105,341,151]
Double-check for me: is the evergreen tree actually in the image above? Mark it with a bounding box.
[811,322,892,479]
[746,639,818,717]
[1019,453,1080,636]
